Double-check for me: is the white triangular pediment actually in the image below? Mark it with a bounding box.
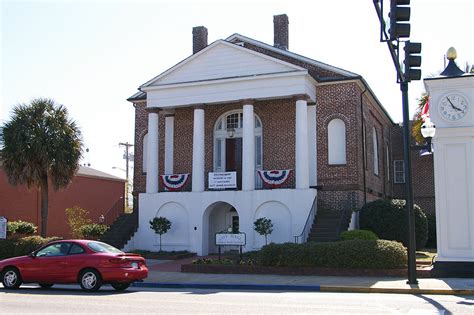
[143,40,305,87]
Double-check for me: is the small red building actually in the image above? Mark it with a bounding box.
[0,166,125,238]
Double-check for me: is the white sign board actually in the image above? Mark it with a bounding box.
[208,172,237,189]
[215,233,246,246]
[0,217,7,239]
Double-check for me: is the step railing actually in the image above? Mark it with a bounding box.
[293,196,317,244]
[102,197,125,226]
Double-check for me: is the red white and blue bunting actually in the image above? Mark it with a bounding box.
[258,169,292,188]
[160,173,190,191]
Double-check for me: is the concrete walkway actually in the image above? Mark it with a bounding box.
[134,258,474,295]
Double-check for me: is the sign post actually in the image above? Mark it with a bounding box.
[215,232,246,260]
[0,216,7,240]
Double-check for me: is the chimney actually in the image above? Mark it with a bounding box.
[192,26,208,54]
[273,14,289,50]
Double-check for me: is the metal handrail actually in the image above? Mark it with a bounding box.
[293,195,317,244]
[102,197,125,226]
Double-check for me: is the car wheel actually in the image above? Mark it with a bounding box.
[38,283,54,289]
[79,269,102,292]
[2,267,22,289]
[111,282,131,291]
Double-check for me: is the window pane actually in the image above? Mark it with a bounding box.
[226,113,239,130]
[255,136,262,167]
[373,127,379,175]
[394,160,405,183]
[216,139,222,168]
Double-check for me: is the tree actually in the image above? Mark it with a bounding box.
[411,93,429,144]
[254,217,273,245]
[0,98,83,236]
[149,217,171,252]
[65,206,92,238]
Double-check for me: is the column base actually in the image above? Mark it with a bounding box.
[432,261,474,278]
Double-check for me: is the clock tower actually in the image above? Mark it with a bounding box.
[424,48,474,277]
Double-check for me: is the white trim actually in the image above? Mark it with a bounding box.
[141,40,306,88]
[164,116,174,174]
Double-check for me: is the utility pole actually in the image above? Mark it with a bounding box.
[119,142,134,210]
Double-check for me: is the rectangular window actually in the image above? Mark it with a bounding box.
[255,135,262,168]
[216,139,222,170]
[394,160,405,183]
[386,145,390,181]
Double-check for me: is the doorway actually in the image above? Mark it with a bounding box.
[225,138,242,190]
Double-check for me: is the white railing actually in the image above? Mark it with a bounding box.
[293,196,317,244]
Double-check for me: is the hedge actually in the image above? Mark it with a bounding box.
[359,199,428,250]
[340,229,379,241]
[258,240,407,269]
[79,224,108,239]
[0,236,62,260]
[7,220,38,237]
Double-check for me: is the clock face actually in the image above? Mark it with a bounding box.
[439,94,469,121]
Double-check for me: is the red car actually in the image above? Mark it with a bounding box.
[0,239,148,292]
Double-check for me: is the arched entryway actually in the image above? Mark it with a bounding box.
[202,201,240,255]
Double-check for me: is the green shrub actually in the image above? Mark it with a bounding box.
[79,224,109,239]
[0,239,17,259]
[359,199,428,250]
[259,240,407,269]
[7,220,37,237]
[65,206,92,238]
[340,229,379,241]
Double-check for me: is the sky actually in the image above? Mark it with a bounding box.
[1,0,473,178]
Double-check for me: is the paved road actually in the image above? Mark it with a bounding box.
[1,285,473,314]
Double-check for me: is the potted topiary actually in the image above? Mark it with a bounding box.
[254,217,273,245]
[149,217,172,252]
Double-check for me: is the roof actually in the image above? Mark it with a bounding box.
[127,90,146,102]
[77,166,125,182]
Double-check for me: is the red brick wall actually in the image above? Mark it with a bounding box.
[0,169,125,238]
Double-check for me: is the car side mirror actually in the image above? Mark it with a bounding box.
[29,252,36,258]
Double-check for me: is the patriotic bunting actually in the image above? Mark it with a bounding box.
[258,169,293,188]
[160,173,190,191]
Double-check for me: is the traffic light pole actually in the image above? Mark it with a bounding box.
[401,81,418,285]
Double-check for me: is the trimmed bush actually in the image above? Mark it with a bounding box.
[359,199,428,250]
[0,236,62,259]
[258,240,407,269]
[79,224,109,239]
[340,229,379,241]
[7,220,37,237]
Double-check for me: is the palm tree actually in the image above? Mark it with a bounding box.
[0,98,83,236]
[411,93,429,144]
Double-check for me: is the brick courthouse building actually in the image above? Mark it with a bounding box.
[124,15,432,254]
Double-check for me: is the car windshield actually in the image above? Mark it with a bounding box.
[87,241,123,254]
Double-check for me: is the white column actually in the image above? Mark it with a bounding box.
[146,110,159,193]
[307,104,317,187]
[164,115,174,174]
[192,106,205,192]
[295,96,309,189]
[242,102,255,190]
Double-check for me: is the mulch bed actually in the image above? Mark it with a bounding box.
[182,263,433,278]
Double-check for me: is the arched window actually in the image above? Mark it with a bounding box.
[213,110,263,172]
[373,127,379,175]
[142,133,148,173]
[328,119,346,165]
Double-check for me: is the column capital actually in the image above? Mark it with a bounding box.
[293,94,310,102]
[145,107,161,114]
[193,104,206,110]
[241,99,256,106]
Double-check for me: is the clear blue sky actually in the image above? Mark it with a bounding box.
[1,0,473,178]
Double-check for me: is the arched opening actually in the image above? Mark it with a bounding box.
[214,110,263,189]
[202,201,240,255]
[328,118,347,165]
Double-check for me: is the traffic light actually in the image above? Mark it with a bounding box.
[389,0,411,40]
[404,41,422,81]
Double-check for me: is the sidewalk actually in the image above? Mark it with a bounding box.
[133,258,474,295]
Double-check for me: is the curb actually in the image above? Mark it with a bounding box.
[133,282,474,295]
[133,282,321,292]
